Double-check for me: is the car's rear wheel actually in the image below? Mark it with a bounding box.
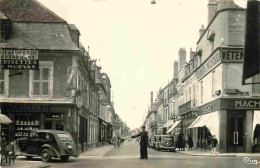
[41,149,52,162]
[60,156,69,162]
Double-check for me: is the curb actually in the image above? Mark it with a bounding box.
[176,151,236,157]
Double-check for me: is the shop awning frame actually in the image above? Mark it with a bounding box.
[166,120,181,133]
[187,111,219,141]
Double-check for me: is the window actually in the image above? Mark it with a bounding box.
[30,61,53,97]
[193,83,195,101]
[212,71,215,96]
[252,73,260,95]
[0,70,4,94]
[189,86,191,101]
[201,81,203,103]
[0,70,8,95]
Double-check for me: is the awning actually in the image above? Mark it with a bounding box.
[253,111,260,132]
[188,116,201,129]
[166,120,181,133]
[188,111,219,141]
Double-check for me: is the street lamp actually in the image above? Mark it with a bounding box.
[170,115,177,122]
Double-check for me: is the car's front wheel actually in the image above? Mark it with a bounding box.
[41,149,52,162]
[60,156,69,162]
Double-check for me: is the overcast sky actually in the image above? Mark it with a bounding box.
[38,0,247,129]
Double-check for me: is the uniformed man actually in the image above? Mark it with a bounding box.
[131,125,148,159]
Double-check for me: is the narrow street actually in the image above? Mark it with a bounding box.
[7,141,260,168]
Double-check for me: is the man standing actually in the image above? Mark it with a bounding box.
[131,125,148,159]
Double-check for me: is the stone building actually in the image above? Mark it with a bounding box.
[0,0,101,153]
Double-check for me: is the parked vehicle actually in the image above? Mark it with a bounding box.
[154,135,175,152]
[17,130,78,162]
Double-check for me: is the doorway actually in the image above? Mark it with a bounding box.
[44,120,64,130]
[228,111,245,153]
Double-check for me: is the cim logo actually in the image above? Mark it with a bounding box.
[235,100,260,109]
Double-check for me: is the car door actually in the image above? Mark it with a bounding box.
[26,133,41,154]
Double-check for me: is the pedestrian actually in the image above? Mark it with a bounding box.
[181,134,186,151]
[117,135,121,148]
[177,133,185,151]
[177,133,181,151]
[131,125,148,159]
[211,135,218,154]
[113,135,117,148]
[187,134,193,151]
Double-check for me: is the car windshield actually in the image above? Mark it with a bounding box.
[57,133,73,141]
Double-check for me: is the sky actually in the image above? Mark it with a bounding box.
[38,0,247,129]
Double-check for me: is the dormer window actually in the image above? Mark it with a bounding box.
[0,13,10,43]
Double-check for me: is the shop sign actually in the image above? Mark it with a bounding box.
[235,100,260,109]
[198,99,221,114]
[220,49,244,63]
[225,89,240,94]
[196,51,221,80]
[76,94,83,108]
[202,104,212,113]
[196,48,244,81]
[0,49,39,70]
[67,66,77,89]
[4,104,51,113]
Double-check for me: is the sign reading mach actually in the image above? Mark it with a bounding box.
[235,100,260,109]
[0,49,39,69]
[196,48,244,80]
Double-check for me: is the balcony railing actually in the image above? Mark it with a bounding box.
[178,100,197,115]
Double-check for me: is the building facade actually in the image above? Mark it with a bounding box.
[0,0,120,153]
[147,0,260,153]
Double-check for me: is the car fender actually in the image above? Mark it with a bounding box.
[40,144,60,157]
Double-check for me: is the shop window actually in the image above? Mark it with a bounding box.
[252,73,260,95]
[29,61,53,97]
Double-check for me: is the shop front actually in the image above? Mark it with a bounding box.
[1,103,73,145]
[99,118,107,145]
[187,98,260,153]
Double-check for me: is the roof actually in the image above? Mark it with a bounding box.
[0,22,80,51]
[0,0,65,22]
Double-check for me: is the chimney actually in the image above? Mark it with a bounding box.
[150,92,153,107]
[199,24,205,38]
[190,48,196,60]
[208,0,218,24]
[178,48,186,69]
[173,61,178,78]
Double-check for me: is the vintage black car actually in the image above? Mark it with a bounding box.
[155,135,175,152]
[17,130,78,162]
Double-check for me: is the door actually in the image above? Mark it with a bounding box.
[44,120,64,130]
[228,112,245,153]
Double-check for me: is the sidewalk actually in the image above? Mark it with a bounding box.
[176,149,260,157]
[80,145,114,157]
